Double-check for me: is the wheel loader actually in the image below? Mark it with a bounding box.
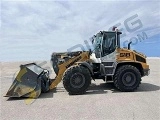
[5,28,150,98]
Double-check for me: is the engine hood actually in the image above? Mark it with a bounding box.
[133,50,147,58]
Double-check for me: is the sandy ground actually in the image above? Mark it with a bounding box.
[0,58,160,120]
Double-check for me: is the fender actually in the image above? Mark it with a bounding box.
[76,62,94,75]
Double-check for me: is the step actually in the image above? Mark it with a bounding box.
[105,66,114,68]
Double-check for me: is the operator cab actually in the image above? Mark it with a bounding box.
[92,30,122,58]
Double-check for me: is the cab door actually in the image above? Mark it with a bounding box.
[101,32,117,75]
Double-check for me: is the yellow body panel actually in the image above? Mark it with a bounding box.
[116,48,149,70]
[116,48,135,62]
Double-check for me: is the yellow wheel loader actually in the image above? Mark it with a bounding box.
[5,29,150,98]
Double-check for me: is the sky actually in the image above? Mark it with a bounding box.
[0,0,160,62]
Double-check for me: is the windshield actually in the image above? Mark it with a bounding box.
[92,33,103,58]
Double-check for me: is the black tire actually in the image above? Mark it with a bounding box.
[113,65,141,92]
[63,65,91,95]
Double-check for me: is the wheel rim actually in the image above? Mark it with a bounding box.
[122,72,136,87]
[70,72,85,88]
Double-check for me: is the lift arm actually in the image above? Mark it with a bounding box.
[49,51,90,89]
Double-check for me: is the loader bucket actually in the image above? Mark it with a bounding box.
[5,63,50,98]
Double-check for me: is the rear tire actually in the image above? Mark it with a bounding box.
[63,65,91,95]
[114,65,141,92]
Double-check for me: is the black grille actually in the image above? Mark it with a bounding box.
[135,55,146,63]
[105,68,114,74]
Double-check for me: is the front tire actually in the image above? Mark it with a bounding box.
[114,65,141,92]
[63,65,91,95]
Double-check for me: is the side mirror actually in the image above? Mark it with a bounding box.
[88,49,92,55]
